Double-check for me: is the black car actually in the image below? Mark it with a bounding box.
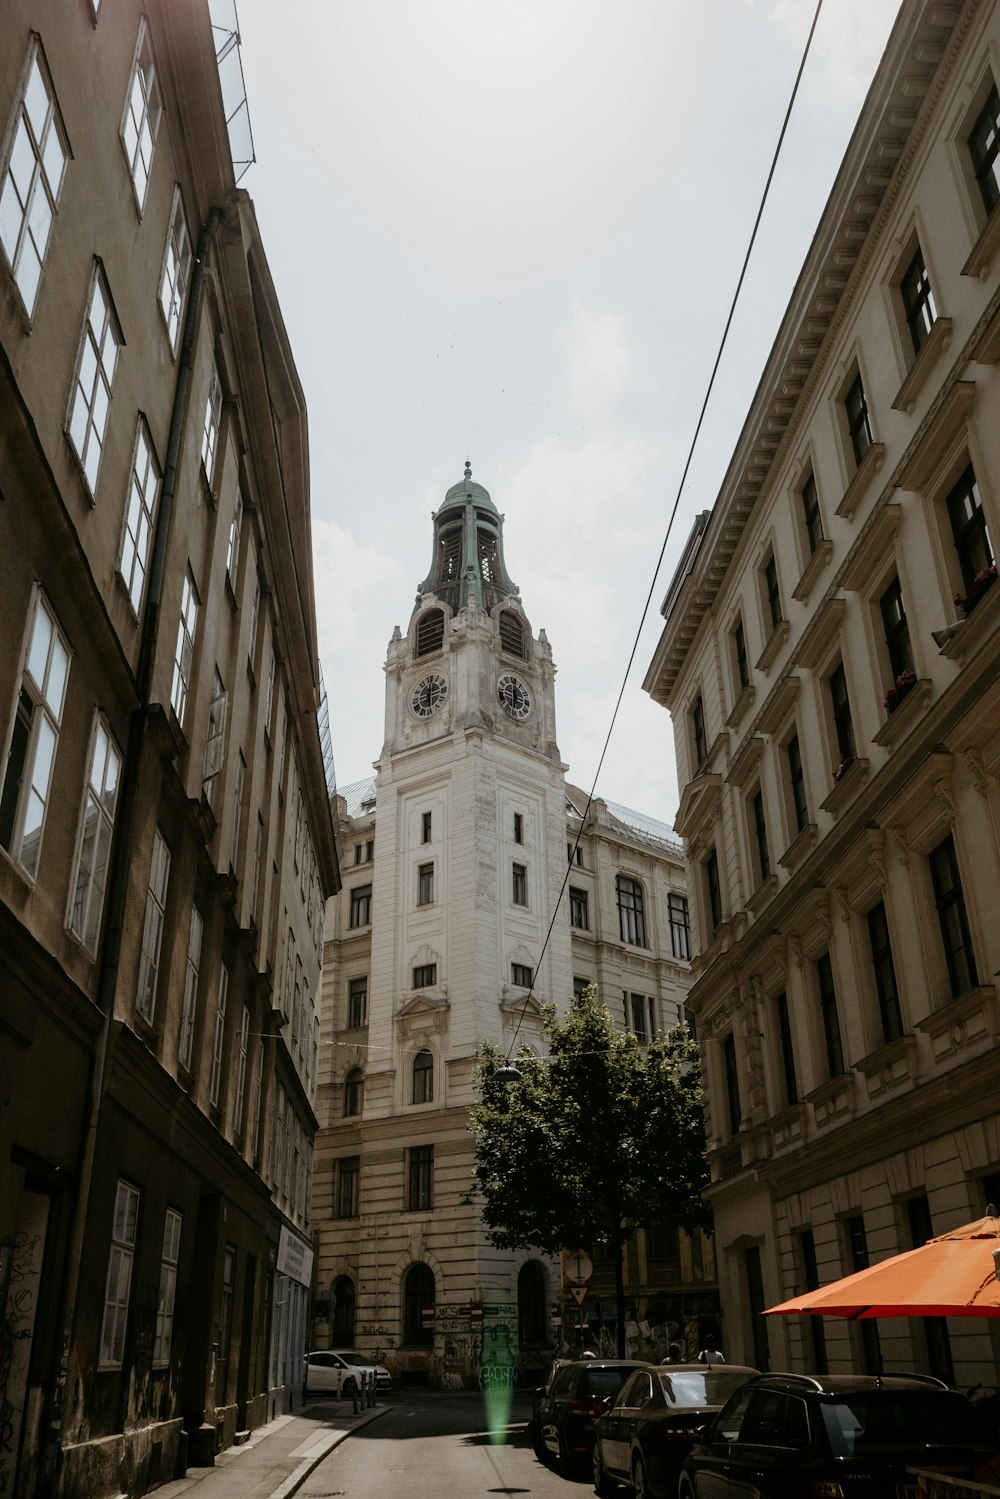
[679,1372,994,1498]
[593,1362,758,1498]
[533,1358,647,1473]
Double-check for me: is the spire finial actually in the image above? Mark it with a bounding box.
[464,458,472,482]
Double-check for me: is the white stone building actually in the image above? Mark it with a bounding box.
[644,0,1000,1384]
[312,467,697,1386]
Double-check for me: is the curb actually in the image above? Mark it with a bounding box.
[269,1405,389,1499]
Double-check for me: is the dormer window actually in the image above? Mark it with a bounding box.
[416,609,444,657]
[499,610,525,657]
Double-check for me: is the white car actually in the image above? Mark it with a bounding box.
[304,1349,392,1395]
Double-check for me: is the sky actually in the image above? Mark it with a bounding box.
[231,0,903,825]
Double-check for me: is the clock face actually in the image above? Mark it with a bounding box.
[497,674,531,720]
[411,674,448,719]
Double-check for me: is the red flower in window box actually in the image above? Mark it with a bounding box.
[884,669,917,714]
[833,755,855,784]
[955,563,997,617]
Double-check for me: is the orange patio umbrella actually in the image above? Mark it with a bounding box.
[764,1213,1000,1321]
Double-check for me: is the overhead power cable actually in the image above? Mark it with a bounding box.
[503,0,827,1065]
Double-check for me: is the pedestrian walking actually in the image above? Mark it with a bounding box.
[660,1342,684,1365]
[697,1333,725,1365]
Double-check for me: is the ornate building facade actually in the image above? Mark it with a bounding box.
[0,5,338,1497]
[313,468,705,1387]
[644,0,1000,1384]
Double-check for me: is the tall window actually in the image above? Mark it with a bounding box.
[100,1180,139,1367]
[569,886,589,929]
[336,1156,360,1219]
[343,1067,363,1117]
[617,874,646,946]
[722,1034,741,1137]
[421,810,432,843]
[136,829,170,1023]
[171,570,198,723]
[0,591,70,879]
[230,750,245,869]
[751,788,770,883]
[226,490,243,589]
[845,372,873,467]
[775,991,797,1107]
[969,83,1000,216]
[202,670,227,806]
[0,41,68,316]
[412,1049,433,1104]
[628,993,654,1043]
[349,884,372,928]
[817,951,845,1078]
[407,1145,433,1211]
[233,1003,250,1133]
[827,663,855,767]
[763,553,782,633]
[800,1231,828,1374]
[69,715,122,954]
[880,576,914,680]
[512,862,527,906]
[868,901,903,1044]
[201,369,222,480]
[786,734,808,833]
[929,835,979,998]
[347,975,367,1027]
[801,471,823,554]
[901,246,937,355]
[158,188,191,352]
[513,811,524,844]
[153,1208,182,1366]
[120,19,162,209]
[417,861,434,906]
[668,893,691,960]
[705,849,722,933]
[403,1262,435,1345]
[68,266,121,492]
[847,1215,881,1375]
[209,966,228,1110]
[732,616,750,692]
[946,465,993,589]
[178,907,202,1071]
[906,1195,954,1384]
[119,419,162,616]
[692,694,707,765]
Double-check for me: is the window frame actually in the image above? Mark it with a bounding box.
[844,369,874,469]
[407,1144,433,1212]
[879,574,915,682]
[99,1179,140,1368]
[66,261,122,496]
[209,964,228,1111]
[67,712,122,955]
[668,892,690,960]
[511,962,533,987]
[569,885,589,930]
[900,244,938,357]
[705,848,723,934]
[0,37,69,320]
[336,1156,360,1219]
[816,950,845,1079]
[417,860,434,907]
[731,613,750,695]
[774,991,798,1107]
[118,417,162,617]
[343,1067,363,1118]
[412,1049,434,1105]
[349,884,372,929]
[828,661,856,766]
[135,827,170,1025]
[119,17,163,213]
[412,962,437,989]
[867,900,903,1045]
[0,588,70,880]
[177,906,202,1073]
[800,470,824,555]
[152,1206,182,1366]
[511,861,527,907]
[946,463,993,593]
[170,568,199,725]
[928,834,979,999]
[158,186,191,354]
[347,975,368,1027]
[616,873,647,947]
[749,786,770,885]
[969,81,1000,218]
[786,733,808,835]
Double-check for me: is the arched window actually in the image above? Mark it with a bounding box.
[403,1262,435,1346]
[343,1067,363,1117]
[616,873,647,946]
[412,1049,433,1104]
[499,609,525,658]
[518,1261,548,1347]
[416,609,444,657]
[332,1275,356,1346]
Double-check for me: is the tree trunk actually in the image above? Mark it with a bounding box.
[613,1235,627,1358]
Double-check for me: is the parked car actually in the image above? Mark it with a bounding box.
[679,1372,994,1498]
[533,1358,647,1472]
[593,1362,758,1498]
[304,1349,392,1395]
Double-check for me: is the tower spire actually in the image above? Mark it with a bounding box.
[414,465,518,616]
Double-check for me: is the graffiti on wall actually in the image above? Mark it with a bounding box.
[0,1192,49,1498]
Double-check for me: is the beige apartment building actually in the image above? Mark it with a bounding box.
[0,5,338,1498]
[311,467,710,1388]
[645,0,1000,1383]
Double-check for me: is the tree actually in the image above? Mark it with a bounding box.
[470,984,710,1357]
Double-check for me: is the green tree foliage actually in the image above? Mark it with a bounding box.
[471,984,710,1355]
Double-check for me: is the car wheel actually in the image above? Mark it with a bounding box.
[531,1422,548,1463]
[593,1441,614,1496]
[632,1453,650,1499]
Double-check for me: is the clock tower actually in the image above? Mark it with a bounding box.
[320,465,573,1388]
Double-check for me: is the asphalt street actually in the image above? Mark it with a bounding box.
[296,1388,591,1498]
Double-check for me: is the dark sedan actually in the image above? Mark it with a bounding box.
[534,1358,648,1473]
[593,1363,758,1498]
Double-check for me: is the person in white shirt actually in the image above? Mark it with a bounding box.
[697,1334,725,1365]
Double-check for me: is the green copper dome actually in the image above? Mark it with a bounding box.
[414,461,518,616]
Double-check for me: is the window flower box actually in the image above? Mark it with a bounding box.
[955,563,997,617]
[884,669,917,714]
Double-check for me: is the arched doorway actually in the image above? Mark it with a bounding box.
[518,1261,549,1382]
[402,1262,435,1346]
[331,1276,356,1346]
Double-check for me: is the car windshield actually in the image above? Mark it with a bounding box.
[657,1371,752,1408]
[822,1394,989,1459]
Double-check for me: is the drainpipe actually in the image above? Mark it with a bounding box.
[48,208,223,1478]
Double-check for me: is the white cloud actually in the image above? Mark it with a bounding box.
[311,517,404,661]
[565,301,632,409]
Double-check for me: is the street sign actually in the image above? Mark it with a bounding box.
[564,1249,593,1285]
[569,1285,589,1308]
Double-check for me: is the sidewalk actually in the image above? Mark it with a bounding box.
[156,1397,390,1499]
